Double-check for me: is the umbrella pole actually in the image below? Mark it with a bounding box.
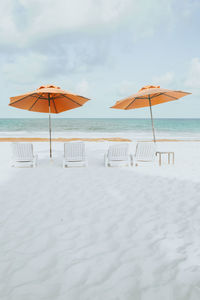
[148,96,156,143]
[48,94,52,158]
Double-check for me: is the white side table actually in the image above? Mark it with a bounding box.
[156,151,175,166]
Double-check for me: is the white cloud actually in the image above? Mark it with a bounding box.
[185,58,200,89]
[151,58,200,95]
[0,0,21,45]
[2,52,48,84]
[118,72,175,98]
[0,0,178,47]
[180,0,200,18]
[152,72,175,87]
[118,80,137,97]
[75,79,90,95]
[0,0,131,46]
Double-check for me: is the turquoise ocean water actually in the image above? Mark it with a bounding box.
[0,118,200,138]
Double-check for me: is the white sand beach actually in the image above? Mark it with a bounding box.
[0,140,200,300]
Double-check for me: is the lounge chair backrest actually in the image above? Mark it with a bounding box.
[108,143,129,161]
[135,142,156,161]
[64,142,85,161]
[12,143,34,161]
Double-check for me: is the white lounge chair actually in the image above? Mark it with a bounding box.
[63,142,87,167]
[132,142,156,166]
[104,143,131,167]
[11,143,38,167]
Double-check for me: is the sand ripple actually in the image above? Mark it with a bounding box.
[0,160,200,299]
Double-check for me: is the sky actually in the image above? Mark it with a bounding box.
[0,0,200,118]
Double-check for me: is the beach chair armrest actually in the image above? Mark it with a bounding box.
[63,157,66,168]
[130,154,134,166]
[10,159,15,167]
[33,154,38,167]
[104,153,108,167]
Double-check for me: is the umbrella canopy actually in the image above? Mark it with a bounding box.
[9,85,90,113]
[9,85,90,157]
[111,85,191,142]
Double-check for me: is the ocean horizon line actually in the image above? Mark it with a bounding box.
[0,117,200,120]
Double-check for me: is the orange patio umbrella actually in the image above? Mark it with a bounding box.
[111,85,191,142]
[9,85,90,157]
